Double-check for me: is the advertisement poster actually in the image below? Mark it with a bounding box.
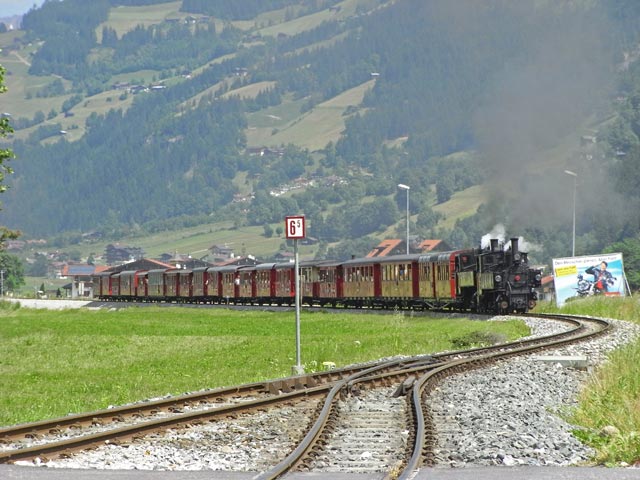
[552,253,626,307]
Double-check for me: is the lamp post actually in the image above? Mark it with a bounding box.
[564,170,578,257]
[398,183,410,254]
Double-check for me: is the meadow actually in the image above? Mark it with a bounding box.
[0,302,526,427]
[2,297,639,466]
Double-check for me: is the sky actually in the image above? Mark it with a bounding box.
[0,0,45,18]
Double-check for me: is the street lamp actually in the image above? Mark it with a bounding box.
[398,183,410,254]
[564,170,578,257]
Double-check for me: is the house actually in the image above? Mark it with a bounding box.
[366,239,406,257]
[367,238,450,257]
[213,256,259,267]
[418,239,451,252]
[63,263,110,298]
[105,244,145,265]
[165,252,212,269]
[5,240,25,251]
[274,251,295,262]
[537,275,555,302]
[246,146,285,157]
[209,244,235,262]
[101,258,172,275]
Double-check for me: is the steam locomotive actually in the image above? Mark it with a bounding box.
[94,237,542,314]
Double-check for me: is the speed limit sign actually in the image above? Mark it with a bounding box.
[285,216,306,239]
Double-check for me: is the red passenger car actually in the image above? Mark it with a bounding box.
[217,265,240,303]
[316,261,343,307]
[254,263,276,305]
[119,270,147,300]
[94,271,114,300]
[273,262,295,305]
[147,268,167,300]
[377,255,419,307]
[178,269,193,302]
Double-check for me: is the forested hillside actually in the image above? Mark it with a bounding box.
[2,0,640,267]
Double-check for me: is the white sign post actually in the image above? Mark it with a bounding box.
[285,216,305,375]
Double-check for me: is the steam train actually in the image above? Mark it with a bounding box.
[93,237,542,314]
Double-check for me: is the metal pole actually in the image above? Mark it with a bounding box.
[406,188,410,254]
[0,270,4,297]
[564,170,577,257]
[572,177,576,257]
[293,238,303,374]
[398,184,410,254]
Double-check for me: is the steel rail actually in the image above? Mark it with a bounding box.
[0,383,332,464]
[251,314,592,479]
[0,360,406,442]
[398,314,611,479]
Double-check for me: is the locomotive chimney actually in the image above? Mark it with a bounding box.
[511,237,519,256]
[490,238,499,252]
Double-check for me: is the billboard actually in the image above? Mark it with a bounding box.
[552,253,626,307]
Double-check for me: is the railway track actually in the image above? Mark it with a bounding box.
[0,313,610,478]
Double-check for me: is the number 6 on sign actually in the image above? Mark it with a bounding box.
[285,216,306,239]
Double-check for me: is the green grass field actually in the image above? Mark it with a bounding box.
[2,298,640,465]
[0,303,527,426]
[246,80,374,151]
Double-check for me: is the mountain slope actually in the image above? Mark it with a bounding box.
[0,0,638,265]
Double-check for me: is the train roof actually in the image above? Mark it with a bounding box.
[214,264,242,273]
[253,263,277,271]
[340,254,420,267]
[118,269,147,276]
[418,249,473,263]
[147,268,169,274]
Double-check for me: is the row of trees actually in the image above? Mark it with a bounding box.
[0,66,24,291]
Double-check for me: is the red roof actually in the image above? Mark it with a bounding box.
[366,239,403,257]
[418,239,444,251]
[541,275,554,286]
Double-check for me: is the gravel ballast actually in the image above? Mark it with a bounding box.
[430,316,640,468]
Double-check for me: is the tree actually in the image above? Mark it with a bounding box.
[0,250,25,293]
[0,65,19,247]
[606,238,640,291]
[28,253,49,277]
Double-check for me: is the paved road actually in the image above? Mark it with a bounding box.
[6,298,94,309]
[2,465,640,479]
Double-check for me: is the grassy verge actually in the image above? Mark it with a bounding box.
[0,303,527,427]
[535,297,640,465]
